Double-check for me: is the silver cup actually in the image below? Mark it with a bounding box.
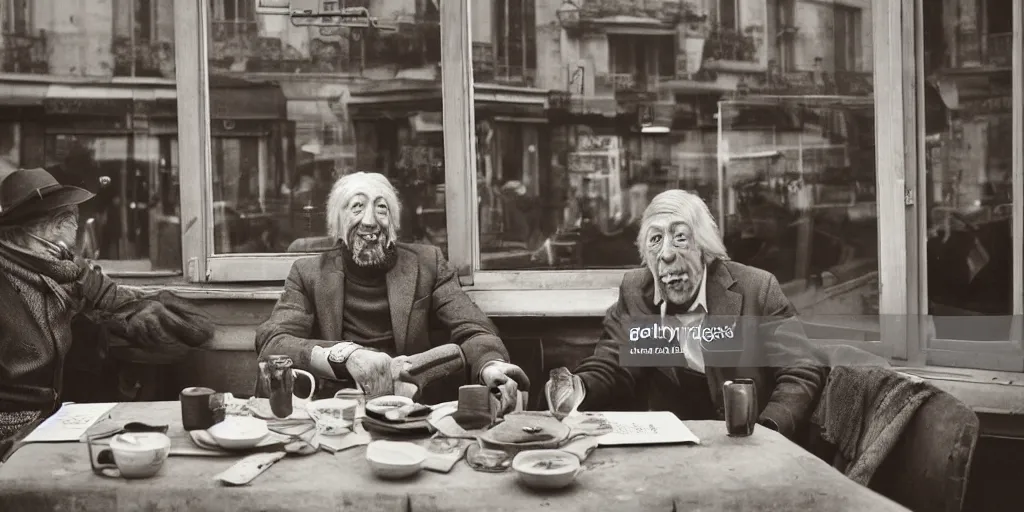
[723,379,757,437]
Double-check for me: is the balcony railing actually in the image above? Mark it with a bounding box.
[984,32,1011,67]
[113,37,175,78]
[703,27,758,63]
[472,42,536,87]
[595,72,671,95]
[1,31,48,74]
[577,0,704,25]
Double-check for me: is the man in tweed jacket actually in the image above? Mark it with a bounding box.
[256,172,527,409]
[560,190,825,442]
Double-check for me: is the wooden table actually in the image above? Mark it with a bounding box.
[0,402,910,512]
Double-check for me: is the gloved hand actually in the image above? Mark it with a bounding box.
[345,349,395,399]
[111,292,215,349]
[480,361,530,416]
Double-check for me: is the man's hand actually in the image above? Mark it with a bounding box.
[480,361,530,415]
[345,349,395,399]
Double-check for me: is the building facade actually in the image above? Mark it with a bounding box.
[1,0,1022,379]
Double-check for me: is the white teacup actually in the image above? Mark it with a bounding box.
[306,398,358,436]
[104,432,171,479]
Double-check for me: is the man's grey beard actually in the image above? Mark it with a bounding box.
[347,232,393,267]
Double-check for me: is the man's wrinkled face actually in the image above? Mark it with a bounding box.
[42,206,79,252]
[644,215,704,306]
[343,192,393,266]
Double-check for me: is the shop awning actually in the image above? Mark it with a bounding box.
[0,81,48,106]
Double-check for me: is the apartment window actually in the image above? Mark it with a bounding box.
[210,0,257,41]
[834,6,862,72]
[775,0,796,71]
[114,0,173,77]
[719,0,739,29]
[1,0,29,34]
[607,35,675,92]
[470,0,536,85]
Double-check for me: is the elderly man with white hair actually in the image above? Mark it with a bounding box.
[256,172,528,412]
[550,189,824,442]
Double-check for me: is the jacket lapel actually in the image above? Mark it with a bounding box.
[386,248,418,355]
[705,260,742,317]
[315,253,345,341]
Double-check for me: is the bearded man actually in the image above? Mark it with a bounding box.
[550,190,825,442]
[255,172,527,410]
[0,168,213,459]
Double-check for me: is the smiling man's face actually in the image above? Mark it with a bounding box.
[643,214,704,306]
[343,191,393,267]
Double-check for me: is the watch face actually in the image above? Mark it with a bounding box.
[328,347,346,363]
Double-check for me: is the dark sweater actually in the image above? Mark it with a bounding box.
[340,245,398,355]
[341,271,396,355]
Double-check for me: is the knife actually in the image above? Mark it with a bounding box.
[214,452,286,486]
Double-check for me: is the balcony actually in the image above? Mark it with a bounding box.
[1,31,48,74]
[703,27,758,63]
[595,72,672,95]
[472,42,536,87]
[113,37,175,78]
[575,0,705,27]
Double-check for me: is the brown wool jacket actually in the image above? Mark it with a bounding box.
[254,243,509,387]
[574,259,826,442]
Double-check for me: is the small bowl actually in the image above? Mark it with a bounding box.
[207,416,269,450]
[366,395,413,417]
[512,449,582,490]
[365,440,426,479]
[109,432,171,479]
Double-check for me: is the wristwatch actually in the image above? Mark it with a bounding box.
[326,343,362,379]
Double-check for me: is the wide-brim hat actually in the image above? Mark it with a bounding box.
[0,167,95,226]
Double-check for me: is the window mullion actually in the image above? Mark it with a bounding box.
[173,0,212,282]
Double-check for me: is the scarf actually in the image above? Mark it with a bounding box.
[0,241,82,337]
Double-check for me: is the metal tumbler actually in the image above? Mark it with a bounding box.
[723,379,757,437]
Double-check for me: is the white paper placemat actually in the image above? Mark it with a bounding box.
[591,411,701,446]
[22,402,118,443]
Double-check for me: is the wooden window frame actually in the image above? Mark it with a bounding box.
[904,0,1024,372]
[170,0,922,346]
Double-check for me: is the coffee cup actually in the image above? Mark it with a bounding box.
[91,432,171,479]
[306,398,358,436]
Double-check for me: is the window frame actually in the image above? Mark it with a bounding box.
[903,0,1024,372]
[166,0,939,372]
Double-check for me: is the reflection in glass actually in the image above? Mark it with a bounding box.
[0,0,180,271]
[206,1,446,256]
[472,0,878,325]
[923,0,1014,329]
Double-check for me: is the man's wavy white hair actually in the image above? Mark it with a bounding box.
[636,189,729,266]
[325,172,401,240]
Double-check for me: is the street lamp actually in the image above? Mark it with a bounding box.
[556,0,581,30]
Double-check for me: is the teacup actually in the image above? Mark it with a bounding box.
[92,432,171,479]
[306,398,358,436]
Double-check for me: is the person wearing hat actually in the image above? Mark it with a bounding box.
[0,168,215,460]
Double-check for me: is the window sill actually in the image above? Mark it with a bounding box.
[893,366,1024,432]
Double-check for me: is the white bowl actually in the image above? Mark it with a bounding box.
[512,449,582,490]
[109,432,171,479]
[207,416,269,450]
[365,440,426,479]
[365,395,413,417]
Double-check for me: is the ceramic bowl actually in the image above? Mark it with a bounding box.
[365,440,427,479]
[365,395,413,417]
[306,398,357,435]
[207,416,269,450]
[512,449,582,490]
[109,432,171,479]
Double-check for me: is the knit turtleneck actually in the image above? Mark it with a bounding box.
[339,242,399,355]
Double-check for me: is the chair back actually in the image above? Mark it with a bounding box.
[869,390,980,512]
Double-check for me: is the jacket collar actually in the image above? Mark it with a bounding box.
[314,245,419,354]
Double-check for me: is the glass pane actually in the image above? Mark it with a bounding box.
[474,0,879,330]
[205,0,446,256]
[923,0,1015,338]
[0,0,181,272]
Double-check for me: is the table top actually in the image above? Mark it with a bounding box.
[0,402,910,512]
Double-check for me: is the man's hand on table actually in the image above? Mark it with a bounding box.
[480,361,529,415]
[310,344,396,398]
